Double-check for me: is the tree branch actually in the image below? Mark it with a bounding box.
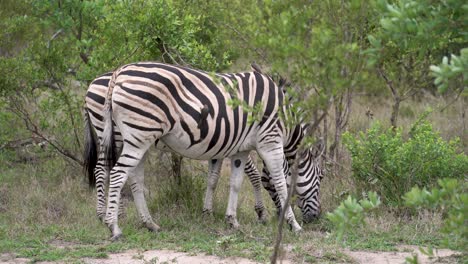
[271,149,300,264]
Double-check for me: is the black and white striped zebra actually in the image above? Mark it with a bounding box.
[99,61,303,240]
[84,67,325,227]
[84,72,269,224]
[85,63,325,239]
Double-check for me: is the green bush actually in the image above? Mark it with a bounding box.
[327,191,381,242]
[404,178,467,249]
[343,118,467,205]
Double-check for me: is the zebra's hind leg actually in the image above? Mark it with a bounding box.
[203,159,224,216]
[128,152,160,232]
[225,152,249,229]
[104,144,153,241]
[244,155,268,224]
[258,143,301,233]
[95,151,108,222]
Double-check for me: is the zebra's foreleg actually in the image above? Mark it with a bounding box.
[244,156,268,223]
[128,152,160,232]
[261,167,282,217]
[203,159,224,215]
[225,152,249,229]
[258,144,302,233]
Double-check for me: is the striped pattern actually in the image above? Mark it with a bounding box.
[98,62,302,239]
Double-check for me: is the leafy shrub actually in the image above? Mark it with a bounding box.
[327,191,381,242]
[343,118,467,205]
[404,178,467,249]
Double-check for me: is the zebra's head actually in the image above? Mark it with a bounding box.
[295,144,324,223]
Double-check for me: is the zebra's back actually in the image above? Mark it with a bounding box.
[109,62,283,159]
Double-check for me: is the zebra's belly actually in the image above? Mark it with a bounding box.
[157,131,256,160]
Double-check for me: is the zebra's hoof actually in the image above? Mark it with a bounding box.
[258,215,268,225]
[110,233,122,242]
[145,221,161,232]
[254,206,268,224]
[226,215,240,229]
[97,214,105,223]
[202,208,214,218]
[290,223,302,234]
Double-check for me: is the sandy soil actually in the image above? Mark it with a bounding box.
[0,250,264,264]
[344,245,459,264]
[0,245,460,263]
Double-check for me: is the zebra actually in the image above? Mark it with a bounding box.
[84,67,324,228]
[99,61,303,240]
[86,63,324,239]
[85,72,270,225]
[84,72,269,224]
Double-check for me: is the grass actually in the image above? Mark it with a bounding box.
[0,153,457,263]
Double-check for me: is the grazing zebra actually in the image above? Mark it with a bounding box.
[97,62,303,240]
[84,72,269,224]
[84,68,325,234]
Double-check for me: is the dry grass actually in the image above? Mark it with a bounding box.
[349,94,466,148]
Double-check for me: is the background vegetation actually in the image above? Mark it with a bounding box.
[0,0,466,263]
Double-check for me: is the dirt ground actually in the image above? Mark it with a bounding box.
[0,245,460,264]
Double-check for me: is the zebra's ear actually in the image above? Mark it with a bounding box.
[301,123,311,133]
[250,62,263,74]
[310,137,325,159]
[278,77,291,91]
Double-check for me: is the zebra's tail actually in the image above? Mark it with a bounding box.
[101,70,118,170]
[83,108,97,188]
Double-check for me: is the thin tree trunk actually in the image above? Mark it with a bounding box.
[390,95,401,129]
[323,114,328,159]
[377,67,400,129]
[271,147,300,264]
[329,88,352,165]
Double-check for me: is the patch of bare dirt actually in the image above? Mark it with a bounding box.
[0,250,264,264]
[87,249,263,264]
[344,245,460,264]
[1,244,461,264]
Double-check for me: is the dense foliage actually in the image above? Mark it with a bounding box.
[0,0,235,163]
[343,117,467,205]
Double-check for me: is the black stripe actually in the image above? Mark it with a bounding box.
[123,139,139,148]
[114,100,164,124]
[87,107,103,122]
[176,67,229,156]
[259,78,277,127]
[87,91,106,105]
[123,121,163,132]
[92,78,111,87]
